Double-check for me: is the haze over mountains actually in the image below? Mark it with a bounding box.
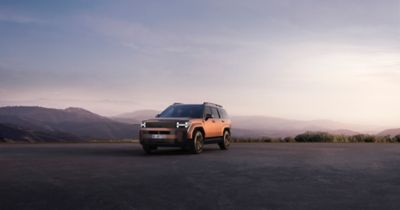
[111,110,160,124]
[113,110,388,138]
[0,106,398,143]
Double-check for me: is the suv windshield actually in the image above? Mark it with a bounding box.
[158,105,204,118]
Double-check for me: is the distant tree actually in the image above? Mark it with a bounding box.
[283,136,295,143]
[261,137,272,143]
[350,134,375,143]
[295,132,334,142]
[350,134,362,143]
[394,135,400,143]
[232,134,398,143]
[365,135,375,143]
[377,135,392,143]
[333,135,349,143]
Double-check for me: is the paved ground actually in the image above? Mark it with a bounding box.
[0,143,400,210]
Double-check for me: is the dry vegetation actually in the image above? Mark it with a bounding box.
[232,131,400,143]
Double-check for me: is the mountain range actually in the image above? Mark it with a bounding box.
[0,106,139,142]
[377,128,400,137]
[0,106,398,142]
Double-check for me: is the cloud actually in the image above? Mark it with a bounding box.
[81,15,248,57]
[1,1,400,124]
[83,16,184,52]
[0,10,42,24]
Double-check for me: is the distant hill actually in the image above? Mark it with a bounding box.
[231,116,362,138]
[232,116,356,131]
[0,106,138,141]
[0,106,108,123]
[377,128,400,137]
[231,128,302,138]
[326,129,360,136]
[112,109,159,124]
[0,123,81,143]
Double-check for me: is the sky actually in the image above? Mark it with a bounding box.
[0,0,399,127]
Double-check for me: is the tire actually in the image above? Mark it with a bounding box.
[219,130,231,150]
[142,145,156,154]
[190,131,204,154]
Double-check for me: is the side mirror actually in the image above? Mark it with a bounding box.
[205,113,213,121]
[156,114,160,117]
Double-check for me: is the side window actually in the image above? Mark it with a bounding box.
[218,108,228,119]
[204,106,212,118]
[211,107,220,119]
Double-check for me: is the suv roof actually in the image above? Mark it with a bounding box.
[203,102,223,108]
[171,102,223,108]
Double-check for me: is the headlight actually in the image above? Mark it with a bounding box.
[140,122,146,128]
[176,122,190,128]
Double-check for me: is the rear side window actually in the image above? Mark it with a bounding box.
[204,106,212,118]
[211,107,220,119]
[218,108,228,119]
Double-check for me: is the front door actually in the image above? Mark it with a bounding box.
[203,106,218,138]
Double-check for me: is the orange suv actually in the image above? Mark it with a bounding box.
[139,102,231,154]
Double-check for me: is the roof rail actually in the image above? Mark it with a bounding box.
[172,102,183,105]
[203,102,223,108]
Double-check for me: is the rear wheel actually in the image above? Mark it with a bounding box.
[190,131,204,154]
[142,145,157,154]
[219,130,231,150]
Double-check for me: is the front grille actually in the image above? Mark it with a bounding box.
[147,131,171,135]
[146,121,176,128]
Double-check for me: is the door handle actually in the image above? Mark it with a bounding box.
[221,120,225,123]
[212,120,215,123]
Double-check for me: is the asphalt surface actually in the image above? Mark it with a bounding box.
[0,143,400,210]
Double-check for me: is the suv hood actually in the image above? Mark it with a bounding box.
[145,117,191,122]
[143,117,193,129]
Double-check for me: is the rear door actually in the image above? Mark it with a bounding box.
[210,107,223,137]
[218,108,230,131]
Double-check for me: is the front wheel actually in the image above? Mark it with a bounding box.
[190,131,204,154]
[219,130,231,150]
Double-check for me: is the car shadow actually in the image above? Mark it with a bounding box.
[85,147,222,157]
[139,147,222,156]
[0,143,223,158]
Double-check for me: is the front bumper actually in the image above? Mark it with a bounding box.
[139,128,191,147]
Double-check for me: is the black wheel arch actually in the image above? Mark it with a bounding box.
[192,127,205,139]
[223,127,231,134]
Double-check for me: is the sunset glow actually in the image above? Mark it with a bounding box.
[0,0,399,127]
